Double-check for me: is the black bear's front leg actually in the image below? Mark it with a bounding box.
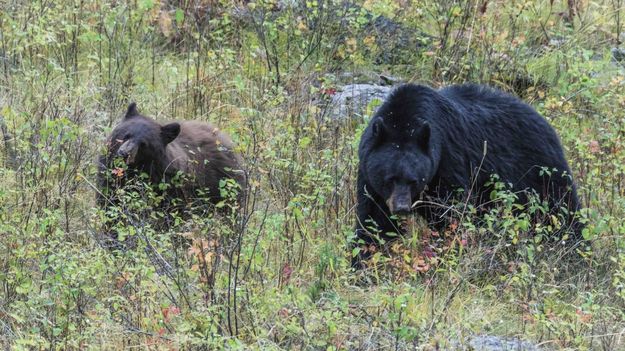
[352,168,403,269]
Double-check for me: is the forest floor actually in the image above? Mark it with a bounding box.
[1,1,624,350]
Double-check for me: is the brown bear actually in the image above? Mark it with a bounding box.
[97,103,246,246]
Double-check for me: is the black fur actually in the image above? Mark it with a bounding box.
[353,84,582,267]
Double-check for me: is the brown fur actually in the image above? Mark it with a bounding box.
[164,121,246,202]
[97,103,246,216]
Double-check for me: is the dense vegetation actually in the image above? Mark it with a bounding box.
[1,0,624,349]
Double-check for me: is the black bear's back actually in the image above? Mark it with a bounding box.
[436,85,571,188]
[438,84,581,236]
[440,84,543,126]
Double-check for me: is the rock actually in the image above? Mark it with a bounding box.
[327,83,392,120]
[548,37,566,48]
[336,71,401,86]
[336,70,386,85]
[611,47,625,62]
[379,74,401,86]
[449,335,542,351]
[469,335,541,350]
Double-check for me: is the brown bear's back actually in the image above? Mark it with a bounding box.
[166,121,245,200]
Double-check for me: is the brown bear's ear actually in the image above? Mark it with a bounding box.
[125,102,139,119]
[161,123,181,144]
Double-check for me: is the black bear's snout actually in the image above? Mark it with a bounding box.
[386,184,412,216]
[116,149,129,158]
[392,203,411,216]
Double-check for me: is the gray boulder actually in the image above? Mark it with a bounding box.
[611,47,625,62]
[328,83,392,120]
[451,335,542,351]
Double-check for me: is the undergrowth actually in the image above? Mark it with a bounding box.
[0,0,624,350]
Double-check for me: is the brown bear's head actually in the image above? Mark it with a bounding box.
[106,103,180,176]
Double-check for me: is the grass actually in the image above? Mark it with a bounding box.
[1,0,625,350]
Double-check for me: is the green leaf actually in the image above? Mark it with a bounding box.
[175,8,184,26]
[78,31,101,43]
[139,0,155,10]
[15,281,31,295]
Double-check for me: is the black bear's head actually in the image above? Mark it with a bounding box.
[362,117,436,216]
[106,103,180,174]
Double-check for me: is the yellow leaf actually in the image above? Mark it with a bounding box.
[363,35,376,47]
[345,37,357,53]
[159,11,172,38]
[297,20,307,32]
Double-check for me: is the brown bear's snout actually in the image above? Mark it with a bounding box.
[386,184,412,216]
[116,140,138,164]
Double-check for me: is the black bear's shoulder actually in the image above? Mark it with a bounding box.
[440,84,546,125]
[385,84,441,108]
[440,84,521,105]
[386,83,525,109]
[375,84,448,124]
[389,83,438,99]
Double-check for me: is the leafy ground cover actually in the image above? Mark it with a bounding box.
[0,0,624,349]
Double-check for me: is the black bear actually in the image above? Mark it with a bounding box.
[353,84,582,267]
[97,103,246,245]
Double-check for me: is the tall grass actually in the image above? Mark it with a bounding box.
[0,0,624,349]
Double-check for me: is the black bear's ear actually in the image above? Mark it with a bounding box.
[371,118,385,143]
[125,102,139,119]
[161,123,181,144]
[417,121,430,150]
